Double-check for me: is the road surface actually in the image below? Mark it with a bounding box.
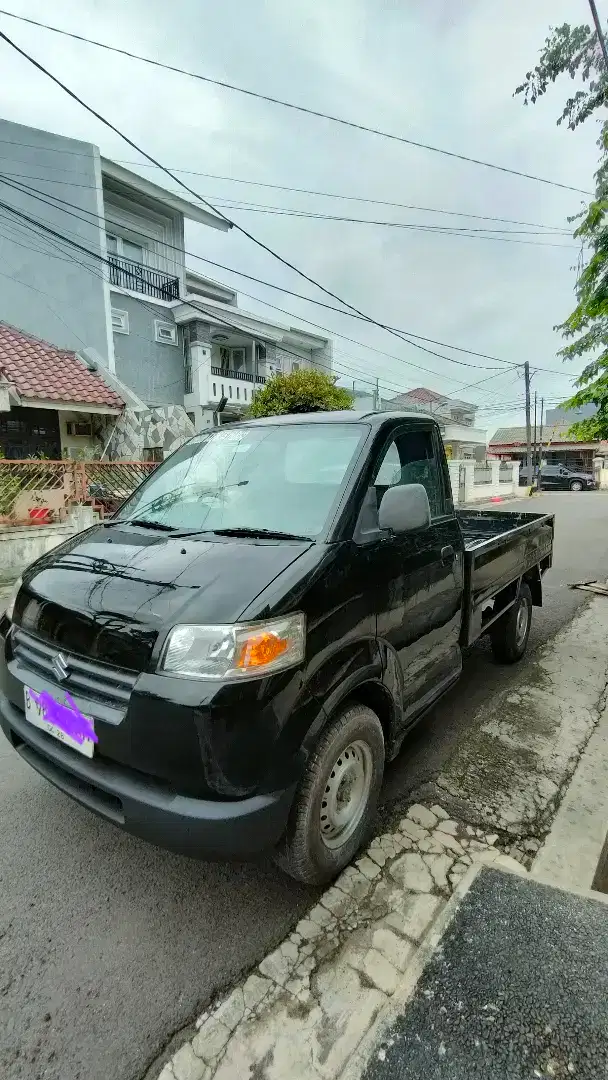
[1,492,607,1080]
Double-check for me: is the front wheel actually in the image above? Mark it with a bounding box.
[275,703,385,885]
[490,583,532,664]
[570,480,584,492]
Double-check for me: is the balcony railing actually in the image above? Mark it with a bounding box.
[108,257,180,301]
[210,366,266,384]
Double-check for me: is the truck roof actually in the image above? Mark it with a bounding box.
[239,410,429,427]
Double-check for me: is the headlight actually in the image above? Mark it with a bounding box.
[159,613,306,680]
[5,576,22,622]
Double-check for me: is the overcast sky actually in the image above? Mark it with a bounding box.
[0,0,600,433]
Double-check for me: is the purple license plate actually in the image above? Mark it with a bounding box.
[24,686,97,758]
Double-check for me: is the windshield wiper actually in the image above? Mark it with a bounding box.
[106,518,176,531]
[210,527,313,541]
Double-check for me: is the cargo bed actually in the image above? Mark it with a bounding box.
[456,508,555,646]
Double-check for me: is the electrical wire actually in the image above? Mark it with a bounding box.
[0,202,527,409]
[2,33,528,385]
[0,207,421,398]
[0,186,576,413]
[0,173,575,378]
[0,170,576,245]
[0,192,528,408]
[0,157,574,234]
[0,27,594,397]
[0,9,592,195]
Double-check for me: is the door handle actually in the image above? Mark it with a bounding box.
[441,545,455,562]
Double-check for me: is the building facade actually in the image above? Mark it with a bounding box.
[489,421,608,472]
[0,119,332,459]
[374,387,488,459]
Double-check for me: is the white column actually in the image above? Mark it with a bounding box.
[188,341,212,406]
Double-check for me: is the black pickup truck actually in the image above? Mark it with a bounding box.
[0,411,554,883]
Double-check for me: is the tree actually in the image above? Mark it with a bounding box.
[516,20,608,437]
[248,369,354,418]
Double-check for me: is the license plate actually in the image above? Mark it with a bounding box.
[24,686,96,758]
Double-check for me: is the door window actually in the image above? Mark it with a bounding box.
[373,428,447,519]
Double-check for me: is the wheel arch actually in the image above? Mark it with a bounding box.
[303,674,399,761]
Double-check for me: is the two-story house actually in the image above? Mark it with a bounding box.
[0,118,332,460]
[387,388,487,459]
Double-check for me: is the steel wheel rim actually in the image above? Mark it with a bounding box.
[320,740,373,850]
[515,599,529,648]
[571,481,583,491]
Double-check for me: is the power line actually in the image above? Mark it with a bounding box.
[2,30,531,383]
[0,195,521,407]
[219,205,575,248]
[3,195,531,411]
[0,214,537,412]
[0,170,574,240]
[0,173,574,378]
[0,149,575,233]
[0,205,419,398]
[0,9,592,195]
[0,171,575,244]
[0,179,578,409]
[0,174,508,378]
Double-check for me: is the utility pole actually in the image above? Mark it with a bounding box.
[373,377,380,411]
[588,0,608,72]
[538,398,544,491]
[524,361,532,486]
[533,391,538,483]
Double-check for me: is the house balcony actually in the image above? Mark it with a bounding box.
[210,366,266,385]
[108,256,180,302]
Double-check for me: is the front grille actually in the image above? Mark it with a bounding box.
[12,628,137,709]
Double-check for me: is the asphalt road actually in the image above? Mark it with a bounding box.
[1,492,607,1080]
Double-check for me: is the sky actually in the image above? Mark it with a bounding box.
[0,0,601,436]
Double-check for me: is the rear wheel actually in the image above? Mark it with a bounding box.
[570,479,584,492]
[490,583,532,664]
[275,703,385,885]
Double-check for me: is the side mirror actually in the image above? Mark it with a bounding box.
[379,483,431,534]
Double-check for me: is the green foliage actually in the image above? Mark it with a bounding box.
[516,20,608,439]
[0,470,22,517]
[248,369,354,418]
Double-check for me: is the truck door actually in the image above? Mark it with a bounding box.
[362,422,464,727]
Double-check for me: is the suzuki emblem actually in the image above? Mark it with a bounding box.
[52,653,70,683]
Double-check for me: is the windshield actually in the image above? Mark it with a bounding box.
[119,423,366,537]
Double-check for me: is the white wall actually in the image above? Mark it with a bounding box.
[448,460,520,504]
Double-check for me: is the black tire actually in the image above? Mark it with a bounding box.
[275,703,385,885]
[570,480,584,492]
[490,583,532,664]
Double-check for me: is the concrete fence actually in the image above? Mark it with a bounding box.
[0,505,98,582]
[448,459,520,505]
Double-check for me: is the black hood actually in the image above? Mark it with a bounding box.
[14,524,312,671]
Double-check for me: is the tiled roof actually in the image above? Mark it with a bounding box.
[490,422,580,445]
[0,322,123,409]
[397,387,448,405]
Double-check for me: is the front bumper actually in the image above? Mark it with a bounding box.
[0,692,295,860]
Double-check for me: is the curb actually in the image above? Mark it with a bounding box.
[532,697,608,891]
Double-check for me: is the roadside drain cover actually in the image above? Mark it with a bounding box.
[364,867,608,1079]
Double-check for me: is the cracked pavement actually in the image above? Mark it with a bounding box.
[158,805,522,1080]
[2,492,608,1080]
